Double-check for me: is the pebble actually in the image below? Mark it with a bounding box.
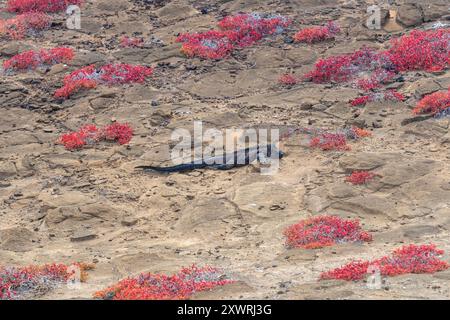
[70,230,98,242]
[121,217,139,227]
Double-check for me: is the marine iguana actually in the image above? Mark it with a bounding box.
[136,144,284,173]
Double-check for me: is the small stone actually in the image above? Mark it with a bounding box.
[0,161,16,179]
[372,121,382,128]
[13,191,23,197]
[396,4,423,27]
[429,146,439,152]
[312,104,328,111]
[70,230,97,242]
[284,36,294,44]
[121,217,138,227]
[270,204,285,211]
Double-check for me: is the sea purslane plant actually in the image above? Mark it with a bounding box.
[54,65,98,98]
[281,126,369,150]
[93,265,234,300]
[305,47,395,84]
[54,63,153,99]
[54,79,98,99]
[99,63,153,84]
[0,12,51,40]
[59,123,133,150]
[356,69,397,91]
[294,21,340,43]
[310,132,350,151]
[5,0,83,13]
[412,89,450,116]
[320,244,449,281]
[346,171,376,185]
[308,126,372,151]
[102,122,134,145]
[120,36,144,48]
[177,13,290,59]
[3,47,74,73]
[386,29,450,72]
[217,13,290,47]
[346,126,372,139]
[284,215,372,249]
[305,29,449,87]
[176,30,235,60]
[350,90,405,107]
[59,124,99,150]
[278,74,298,86]
[0,263,93,300]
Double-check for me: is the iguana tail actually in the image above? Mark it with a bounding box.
[136,162,208,173]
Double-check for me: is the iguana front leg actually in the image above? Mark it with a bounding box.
[257,152,272,165]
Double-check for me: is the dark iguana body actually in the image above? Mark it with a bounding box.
[136,144,284,173]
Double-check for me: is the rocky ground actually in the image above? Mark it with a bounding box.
[1,0,450,299]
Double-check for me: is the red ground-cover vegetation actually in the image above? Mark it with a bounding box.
[294,21,340,43]
[320,244,449,281]
[59,123,133,150]
[54,78,97,99]
[120,36,144,48]
[177,30,235,59]
[0,12,51,40]
[3,47,74,73]
[5,0,82,13]
[356,69,397,91]
[93,265,234,300]
[0,262,93,300]
[102,122,135,145]
[305,29,449,87]
[308,126,371,151]
[348,126,372,138]
[310,133,351,151]
[278,74,298,86]
[305,47,395,84]
[386,29,450,72]
[217,13,290,46]
[54,63,153,99]
[412,89,450,116]
[99,63,153,84]
[177,13,290,59]
[350,90,405,107]
[346,171,376,185]
[284,215,372,249]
